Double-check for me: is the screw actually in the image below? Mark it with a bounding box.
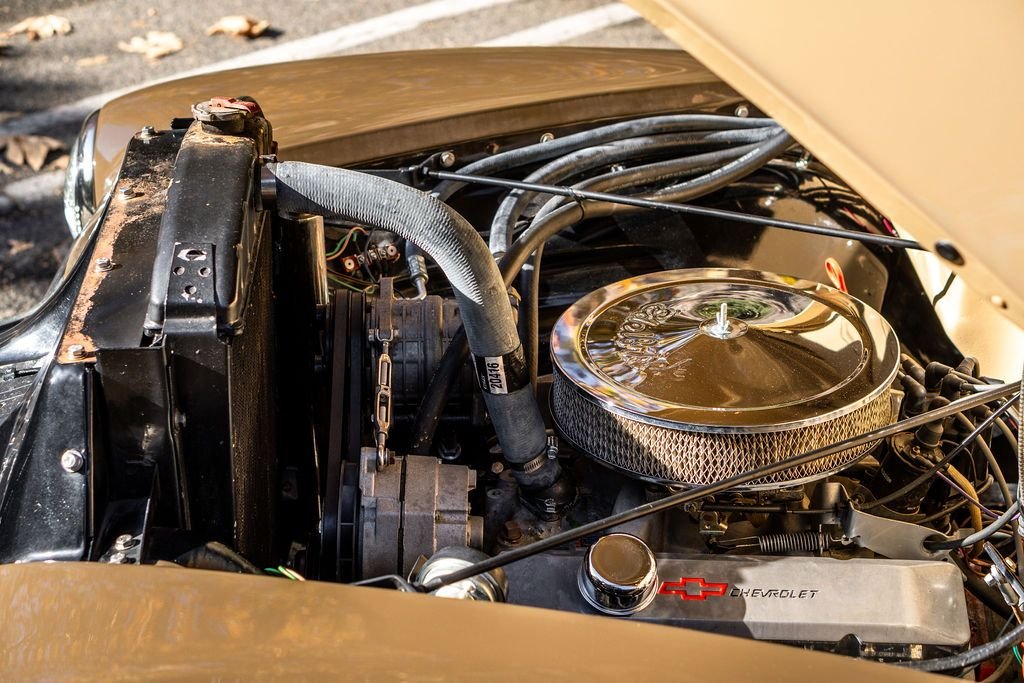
[94,257,113,272]
[138,125,157,139]
[108,552,127,564]
[114,534,136,551]
[119,187,137,200]
[734,104,750,118]
[60,449,85,473]
[539,132,555,143]
[439,151,456,168]
[546,435,559,460]
[67,344,86,360]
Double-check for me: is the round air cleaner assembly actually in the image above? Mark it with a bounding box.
[550,268,899,490]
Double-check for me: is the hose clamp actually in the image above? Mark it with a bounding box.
[512,452,548,475]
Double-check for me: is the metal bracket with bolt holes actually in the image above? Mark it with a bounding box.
[817,483,953,561]
[162,244,217,336]
[841,507,952,561]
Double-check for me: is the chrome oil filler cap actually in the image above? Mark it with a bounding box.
[578,533,658,615]
[414,546,508,602]
[550,268,899,489]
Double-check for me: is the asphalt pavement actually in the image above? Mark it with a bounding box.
[0,0,674,318]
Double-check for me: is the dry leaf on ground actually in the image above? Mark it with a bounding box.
[118,30,183,60]
[2,15,72,41]
[0,135,65,171]
[76,54,109,68]
[206,16,270,39]
[8,239,35,257]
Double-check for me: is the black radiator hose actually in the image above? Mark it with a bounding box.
[266,162,560,489]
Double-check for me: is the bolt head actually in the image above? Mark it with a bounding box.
[138,125,157,139]
[439,151,456,168]
[108,552,127,564]
[119,187,136,199]
[502,521,523,543]
[734,104,750,118]
[60,449,85,473]
[67,344,86,360]
[490,461,504,475]
[94,257,113,272]
[539,132,555,143]
[114,534,136,551]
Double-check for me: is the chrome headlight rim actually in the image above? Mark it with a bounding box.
[62,108,100,237]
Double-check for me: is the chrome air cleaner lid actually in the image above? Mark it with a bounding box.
[550,268,899,488]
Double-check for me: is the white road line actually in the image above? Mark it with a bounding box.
[478,3,640,47]
[0,0,518,136]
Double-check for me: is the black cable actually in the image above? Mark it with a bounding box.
[407,328,469,455]
[415,384,1016,591]
[928,502,1020,551]
[955,412,1013,507]
[431,114,779,202]
[701,504,830,515]
[427,168,924,251]
[932,271,957,306]
[488,131,777,254]
[901,608,1024,672]
[860,398,1018,511]
[916,476,995,525]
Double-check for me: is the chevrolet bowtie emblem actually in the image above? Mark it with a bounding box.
[659,577,729,601]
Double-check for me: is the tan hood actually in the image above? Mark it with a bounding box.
[627,0,1024,325]
[0,562,933,680]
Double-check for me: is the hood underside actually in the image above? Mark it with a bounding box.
[627,0,1024,326]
